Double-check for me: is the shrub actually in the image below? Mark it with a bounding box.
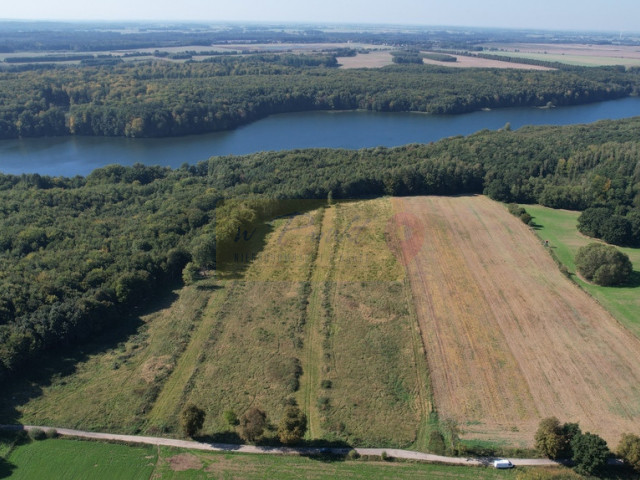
[575,243,632,286]
[277,405,307,445]
[320,379,332,389]
[347,449,361,460]
[223,409,239,427]
[180,404,206,438]
[617,433,640,472]
[428,430,446,455]
[28,428,46,441]
[317,396,330,411]
[45,428,58,439]
[239,407,267,443]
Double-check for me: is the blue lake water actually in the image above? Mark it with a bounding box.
[1,96,639,177]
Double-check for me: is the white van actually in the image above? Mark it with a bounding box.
[493,459,514,469]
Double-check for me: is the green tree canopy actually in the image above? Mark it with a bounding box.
[180,404,206,438]
[617,433,640,472]
[277,405,307,445]
[575,243,632,286]
[534,417,567,459]
[239,407,267,444]
[571,431,609,476]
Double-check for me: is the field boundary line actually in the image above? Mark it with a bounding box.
[0,424,593,466]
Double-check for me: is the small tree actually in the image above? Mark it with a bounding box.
[239,407,267,443]
[575,243,632,286]
[535,417,566,459]
[223,409,239,427]
[180,404,205,438]
[617,433,640,472]
[571,431,609,476]
[277,405,307,445]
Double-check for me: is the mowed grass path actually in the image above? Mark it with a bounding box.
[526,205,640,338]
[2,437,521,480]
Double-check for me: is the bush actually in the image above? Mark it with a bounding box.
[320,379,332,389]
[428,430,446,455]
[575,243,632,286]
[277,405,307,445]
[347,449,361,460]
[180,404,206,437]
[223,410,239,427]
[28,428,47,441]
[617,433,640,472]
[239,407,267,443]
[45,428,58,439]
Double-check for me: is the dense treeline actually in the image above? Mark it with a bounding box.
[1,116,640,380]
[0,57,638,139]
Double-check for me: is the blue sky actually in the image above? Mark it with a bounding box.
[2,0,639,32]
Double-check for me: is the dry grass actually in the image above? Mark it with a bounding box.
[317,198,431,447]
[421,54,553,70]
[338,51,394,68]
[394,195,640,447]
[183,210,323,433]
[482,43,640,67]
[7,283,214,433]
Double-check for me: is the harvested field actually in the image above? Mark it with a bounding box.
[482,43,640,67]
[421,54,553,70]
[393,195,640,446]
[338,51,394,68]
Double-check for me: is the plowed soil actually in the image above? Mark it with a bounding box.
[393,196,640,446]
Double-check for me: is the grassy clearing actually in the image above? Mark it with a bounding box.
[4,438,156,480]
[396,196,640,447]
[1,281,215,434]
[317,199,431,447]
[182,209,324,436]
[525,205,640,338]
[2,436,518,480]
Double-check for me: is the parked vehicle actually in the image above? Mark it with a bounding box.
[493,459,514,469]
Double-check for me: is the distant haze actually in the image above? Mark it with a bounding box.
[2,0,640,33]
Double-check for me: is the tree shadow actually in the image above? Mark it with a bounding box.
[195,431,243,446]
[216,199,328,280]
[0,289,179,426]
[0,458,16,479]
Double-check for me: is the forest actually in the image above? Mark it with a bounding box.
[1,116,639,381]
[0,55,638,139]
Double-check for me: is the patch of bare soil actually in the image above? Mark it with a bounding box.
[167,453,203,472]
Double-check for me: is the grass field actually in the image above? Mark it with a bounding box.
[394,196,640,447]
[1,436,525,480]
[525,205,640,338]
[4,438,156,480]
[309,199,431,447]
[0,199,429,448]
[483,50,640,67]
[0,282,215,434]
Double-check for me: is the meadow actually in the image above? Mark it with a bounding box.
[0,436,526,480]
[525,205,640,338]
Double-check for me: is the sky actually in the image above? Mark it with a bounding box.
[2,0,640,33]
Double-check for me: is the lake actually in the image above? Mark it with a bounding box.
[1,96,640,177]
